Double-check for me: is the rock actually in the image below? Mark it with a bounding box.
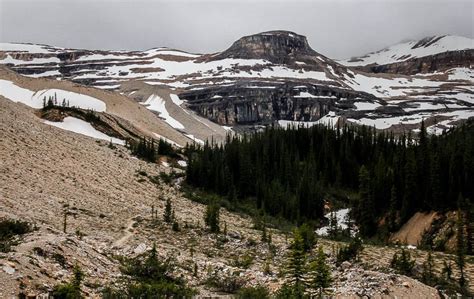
[228,231,242,239]
[402,281,410,288]
[341,261,352,270]
[3,265,15,275]
[133,243,147,254]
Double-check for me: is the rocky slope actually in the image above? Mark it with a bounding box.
[2,96,471,297]
[1,31,473,135]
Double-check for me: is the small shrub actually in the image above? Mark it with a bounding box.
[336,235,363,265]
[205,269,245,293]
[237,285,270,299]
[390,248,415,276]
[232,253,254,269]
[0,219,32,252]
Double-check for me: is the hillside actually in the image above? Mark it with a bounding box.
[2,95,472,297]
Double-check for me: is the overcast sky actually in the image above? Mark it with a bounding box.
[0,0,472,59]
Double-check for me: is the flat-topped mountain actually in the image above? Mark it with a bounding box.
[212,30,319,63]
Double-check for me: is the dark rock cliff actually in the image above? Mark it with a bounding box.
[180,81,382,125]
[211,31,322,64]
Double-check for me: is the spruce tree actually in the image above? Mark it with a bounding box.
[164,198,172,223]
[422,251,436,286]
[204,202,220,233]
[308,246,332,298]
[286,229,307,296]
[456,200,466,289]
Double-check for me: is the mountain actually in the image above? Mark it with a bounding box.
[1,31,473,138]
[341,35,473,74]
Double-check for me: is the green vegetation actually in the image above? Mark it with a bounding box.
[186,121,474,237]
[205,201,220,233]
[0,219,32,252]
[51,263,84,299]
[390,248,415,276]
[236,285,270,299]
[308,246,332,298]
[103,244,196,298]
[336,235,363,265]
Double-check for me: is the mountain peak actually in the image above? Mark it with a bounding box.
[212,30,318,63]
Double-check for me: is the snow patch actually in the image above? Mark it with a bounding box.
[44,117,124,145]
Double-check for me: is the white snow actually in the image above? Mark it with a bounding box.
[294,91,336,99]
[345,73,442,98]
[0,43,60,54]
[0,80,107,111]
[152,132,182,148]
[44,117,124,145]
[315,208,356,236]
[278,112,340,129]
[34,89,106,111]
[0,79,36,107]
[341,35,474,66]
[353,101,382,110]
[177,160,188,167]
[170,94,184,106]
[184,134,205,145]
[141,95,185,130]
[448,68,474,81]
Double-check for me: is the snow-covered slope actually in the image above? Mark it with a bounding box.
[341,35,473,67]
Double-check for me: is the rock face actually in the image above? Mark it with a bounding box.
[212,31,318,64]
[181,81,381,125]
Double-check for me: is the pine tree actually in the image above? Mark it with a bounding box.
[164,198,172,223]
[357,165,375,237]
[286,229,307,296]
[390,248,415,276]
[388,184,398,231]
[456,199,466,289]
[308,246,332,298]
[205,202,220,233]
[421,251,436,286]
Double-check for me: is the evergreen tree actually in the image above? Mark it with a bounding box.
[421,251,436,286]
[164,198,173,223]
[357,166,375,237]
[205,202,220,233]
[456,198,466,288]
[390,248,415,276]
[286,229,307,296]
[308,246,332,298]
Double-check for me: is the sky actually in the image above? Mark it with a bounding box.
[0,0,472,59]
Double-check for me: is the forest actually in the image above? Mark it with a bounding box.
[185,121,474,237]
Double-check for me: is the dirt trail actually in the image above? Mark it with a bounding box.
[113,216,139,247]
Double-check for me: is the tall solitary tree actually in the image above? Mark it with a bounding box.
[205,202,220,233]
[164,198,173,223]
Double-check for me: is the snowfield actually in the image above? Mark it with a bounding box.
[341,35,474,66]
[0,80,106,111]
[141,95,185,130]
[44,117,125,145]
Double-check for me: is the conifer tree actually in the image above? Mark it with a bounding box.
[422,251,436,286]
[309,246,332,298]
[456,198,466,288]
[205,202,220,233]
[164,198,172,223]
[286,229,307,296]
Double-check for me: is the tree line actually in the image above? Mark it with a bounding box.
[185,121,474,237]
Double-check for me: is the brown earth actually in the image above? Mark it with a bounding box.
[0,96,469,297]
